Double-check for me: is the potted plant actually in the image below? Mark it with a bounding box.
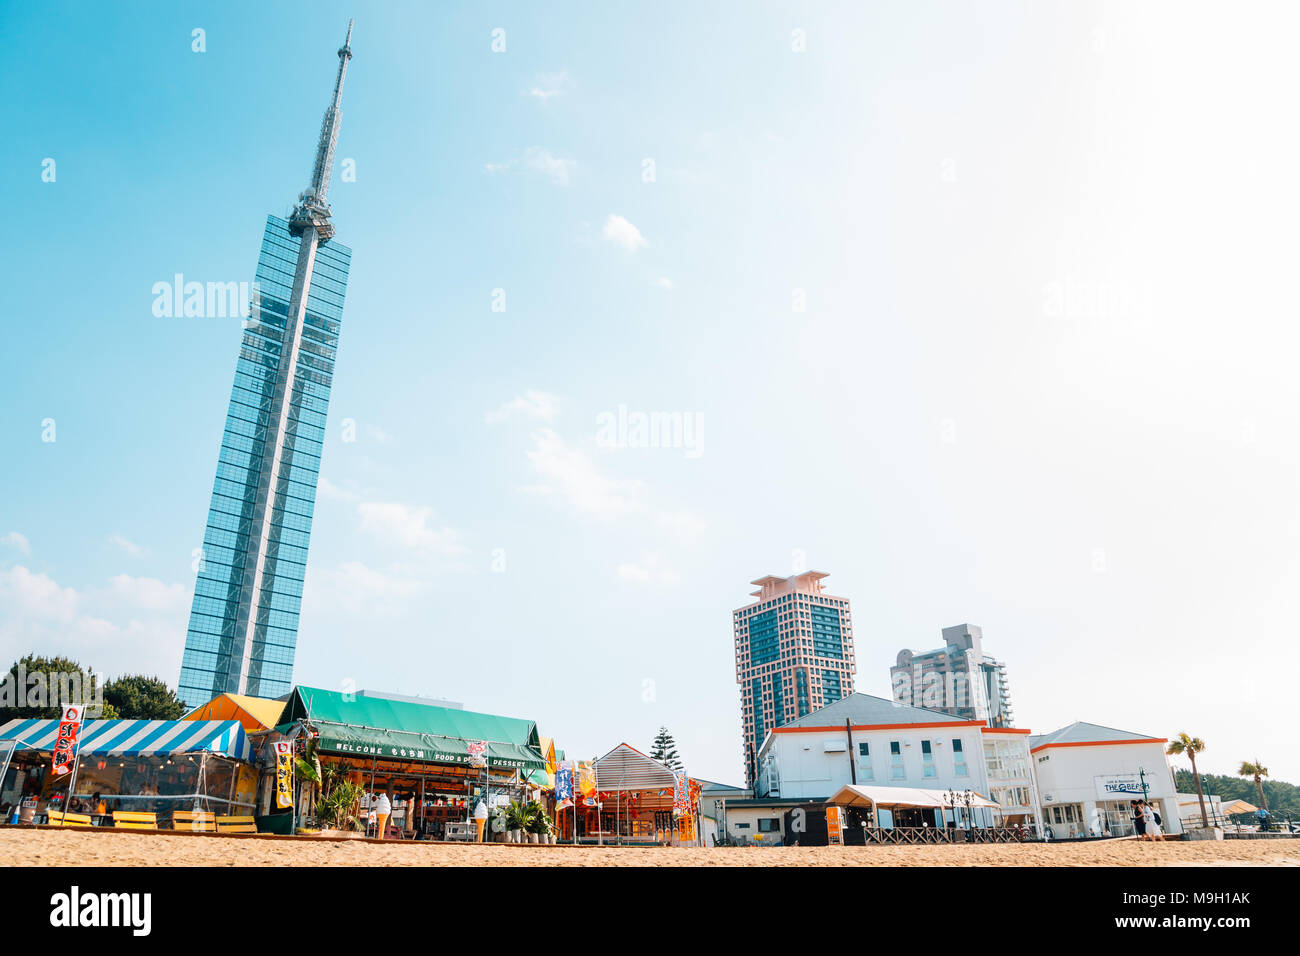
[526,800,549,844]
[490,805,508,842]
[313,765,365,838]
[505,800,528,844]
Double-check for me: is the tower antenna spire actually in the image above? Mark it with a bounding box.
[290,19,354,240]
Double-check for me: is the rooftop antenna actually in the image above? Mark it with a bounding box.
[290,19,354,241]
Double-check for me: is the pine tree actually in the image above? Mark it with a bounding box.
[650,727,682,771]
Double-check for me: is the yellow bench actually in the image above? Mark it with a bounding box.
[170,810,215,831]
[47,810,94,828]
[215,815,257,834]
[112,811,158,830]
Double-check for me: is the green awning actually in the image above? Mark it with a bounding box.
[312,720,545,771]
[277,686,547,772]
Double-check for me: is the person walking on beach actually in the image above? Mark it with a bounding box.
[374,787,392,840]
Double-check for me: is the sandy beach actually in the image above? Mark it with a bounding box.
[2,828,1295,866]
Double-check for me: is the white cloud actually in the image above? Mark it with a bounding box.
[657,510,707,541]
[485,389,560,425]
[616,554,680,586]
[109,534,144,557]
[317,476,359,503]
[603,214,647,251]
[526,71,569,103]
[357,500,468,557]
[1,531,30,555]
[0,565,187,678]
[103,574,188,613]
[305,561,428,616]
[524,147,575,185]
[525,428,645,519]
[517,430,708,541]
[485,147,577,186]
[365,424,394,445]
[656,277,674,291]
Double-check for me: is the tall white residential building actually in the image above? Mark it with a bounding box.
[891,623,1014,728]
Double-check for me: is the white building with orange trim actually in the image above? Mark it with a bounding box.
[1028,722,1182,838]
[753,692,1042,829]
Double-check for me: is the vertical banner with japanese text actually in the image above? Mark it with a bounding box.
[274,741,294,809]
[51,705,84,777]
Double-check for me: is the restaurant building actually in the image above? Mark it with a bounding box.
[562,743,698,845]
[753,692,1042,831]
[1028,721,1182,838]
[261,686,548,838]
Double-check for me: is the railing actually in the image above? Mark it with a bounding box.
[858,826,1025,845]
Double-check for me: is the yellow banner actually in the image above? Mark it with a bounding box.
[678,815,695,841]
[578,763,596,797]
[274,741,293,810]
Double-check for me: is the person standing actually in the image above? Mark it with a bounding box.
[1131,800,1146,840]
[374,787,392,840]
[1142,800,1163,840]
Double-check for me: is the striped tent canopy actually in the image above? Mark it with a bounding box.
[0,718,252,762]
[594,743,679,792]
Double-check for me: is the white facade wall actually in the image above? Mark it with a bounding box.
[720,805,788,844]
[1031,741,1182,838]
[757,724,1040,827]
[760,725,987,799]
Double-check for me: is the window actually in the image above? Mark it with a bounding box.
[953,738,968,777]
[758,818,780,833]
[921,739,936,778]
[890,741,905,780]
[858,742,873,781]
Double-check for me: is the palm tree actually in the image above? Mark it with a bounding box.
[1237,759,1269,812]
[1166,733,1209,828]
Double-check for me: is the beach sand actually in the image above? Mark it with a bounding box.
[2,828,1296,866]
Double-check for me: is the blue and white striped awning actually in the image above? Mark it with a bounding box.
[0,718,252,763]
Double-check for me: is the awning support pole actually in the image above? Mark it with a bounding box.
[64,740,84,820]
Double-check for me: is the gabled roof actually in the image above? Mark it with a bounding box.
[778,692,974,731]
[594,742,679,791]
[282,685,540,747]
[279,686,547,771]
[758,693,976,759]
[1028,721,1164,751]
[184,693,285,732]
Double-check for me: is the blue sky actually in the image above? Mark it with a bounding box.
[2,1,1297,784]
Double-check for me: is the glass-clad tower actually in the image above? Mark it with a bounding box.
[178,24,355,707]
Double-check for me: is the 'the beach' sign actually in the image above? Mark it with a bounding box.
[1095,774,1147,799]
